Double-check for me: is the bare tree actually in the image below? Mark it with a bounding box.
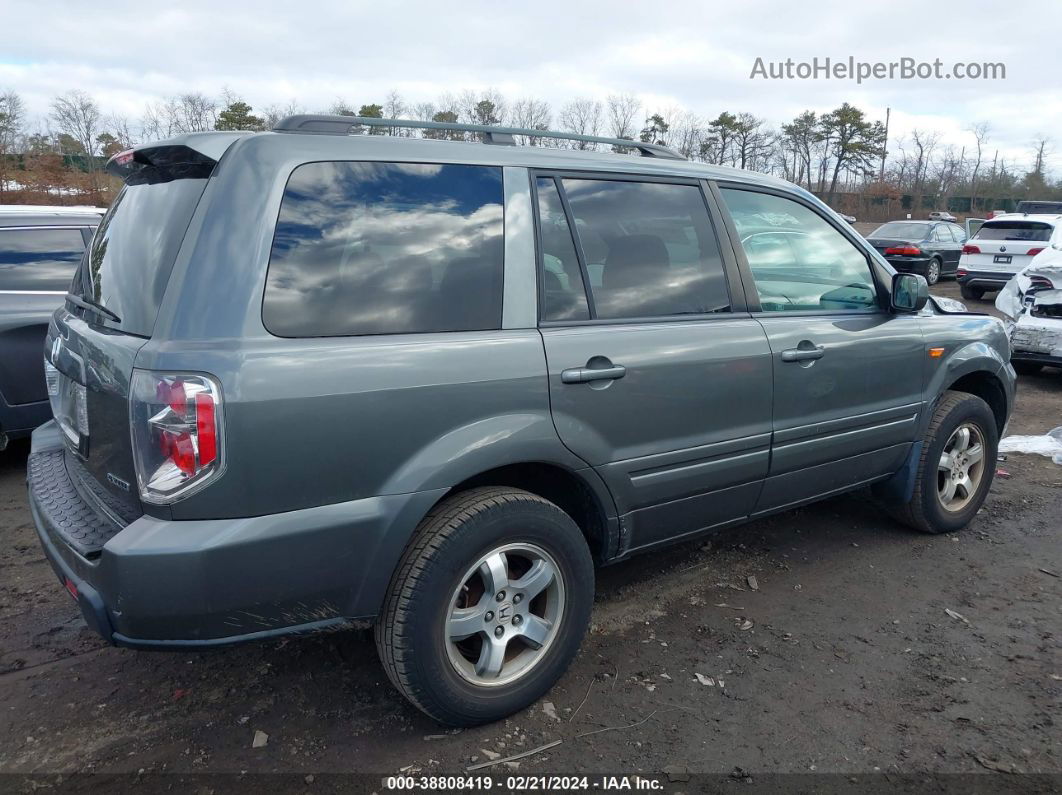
[383,89,407,135]
[0,90,25,194]
[52,90,101,158]
[605,93,641,140]
[510,98,551,145]
[261,100,304,129]
[968,122,989,213]
[558,98,602,149]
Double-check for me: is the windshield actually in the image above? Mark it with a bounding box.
[972,220,1053,243]
[71,178,208,336]
[871,223,929,240]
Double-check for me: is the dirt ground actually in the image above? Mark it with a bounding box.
[1,280,1059,788]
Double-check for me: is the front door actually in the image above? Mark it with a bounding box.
[534,174,773,553]
[717,185,926,515]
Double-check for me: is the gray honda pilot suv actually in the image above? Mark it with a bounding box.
[29,115,1016,726]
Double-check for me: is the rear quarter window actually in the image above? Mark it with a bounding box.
[264,161,504,337]
[0,227,85,291]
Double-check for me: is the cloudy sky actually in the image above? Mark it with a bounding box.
[2,0,1058,173]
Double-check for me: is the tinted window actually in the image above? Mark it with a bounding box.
[871,222,929,240]
[973,220,1053,242]
[558,179,729,319]
[264,162,504,337]
[82,179,208,335]
[536,178,589,321]
[0,228,85,291]
[722,189,878,312]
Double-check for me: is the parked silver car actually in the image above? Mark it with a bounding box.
[0,205,102,449]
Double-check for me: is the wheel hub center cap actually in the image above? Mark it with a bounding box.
[497,602,514,623]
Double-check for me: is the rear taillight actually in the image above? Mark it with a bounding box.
[962,244,981,254]
[884,245,923,257]
[1026,248,1045,257]
[1030,276,1054,290]
[130,371,224,504]
[957,269,968,277]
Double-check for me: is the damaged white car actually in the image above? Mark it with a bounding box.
[995,258,1062,374]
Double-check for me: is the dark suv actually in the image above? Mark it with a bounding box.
[0,205,102,449]
[28,117,1015,726]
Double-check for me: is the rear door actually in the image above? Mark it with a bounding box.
[0,227,86,412]
[535,173,773,553]
[716,184,925,515]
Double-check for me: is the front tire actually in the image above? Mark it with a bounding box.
[960,283,985,301]
[883,391,998,534]
[375,487,594,726]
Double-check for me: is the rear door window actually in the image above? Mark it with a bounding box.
[264,162,504,337]
[545,178,730,320]
[0,228,85,291]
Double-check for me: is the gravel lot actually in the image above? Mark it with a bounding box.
[1,280,1059,785]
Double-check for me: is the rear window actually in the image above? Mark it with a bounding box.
[0,228,85,291]
[973,221,1053,242]
[870,222,929,240]
[77,179,208,336]
[263,161,504,337]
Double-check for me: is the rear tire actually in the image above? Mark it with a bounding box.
[882,391,997,534]
[1013,361,1043,376]
[926,258,941,285]
[960,283,985,301]
[375,487,594,726]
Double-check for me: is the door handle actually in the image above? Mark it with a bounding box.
[781,345,825,363]
[561,364,627,384]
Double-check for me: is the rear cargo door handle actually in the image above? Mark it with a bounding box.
[781,345,825,363]
[561,363,627,384]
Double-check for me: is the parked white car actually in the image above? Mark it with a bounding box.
[957,213,1062,300]
[995,253,1062,374]
[928,211,957,222]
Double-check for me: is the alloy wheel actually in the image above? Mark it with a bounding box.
[937,422,986,512]
[445,543,565,687]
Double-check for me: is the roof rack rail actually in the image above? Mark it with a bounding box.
[272,114,686,160]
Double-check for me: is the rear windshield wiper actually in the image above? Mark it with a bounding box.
[65,293,121,324]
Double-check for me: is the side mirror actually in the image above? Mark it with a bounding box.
[892,272,929,312]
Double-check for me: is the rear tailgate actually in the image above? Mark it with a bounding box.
[962,219,1054,274]
[45,144,219,528]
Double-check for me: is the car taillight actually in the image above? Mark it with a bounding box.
[962,244,981,254]
[130,370,224,504]
[884,245,922,257]
[1030,276,1054,290]
[1026,248,1045,257]
[957,269,967,277]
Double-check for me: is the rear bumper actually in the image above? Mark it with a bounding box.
[1011,350,1062,368]
[957,270,1014,290]
[883,256,933,275]
[28,421,444,649]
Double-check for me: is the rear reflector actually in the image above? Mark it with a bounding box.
[63,577,78,600]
